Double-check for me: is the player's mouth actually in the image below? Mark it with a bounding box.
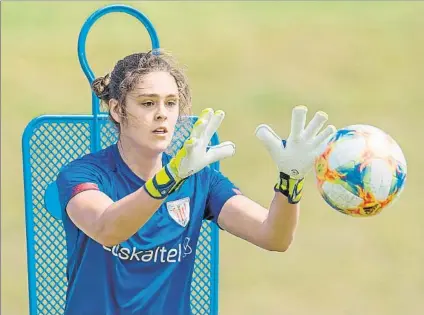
[152,127,168,135]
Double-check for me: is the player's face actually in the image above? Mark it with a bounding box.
[121,71,180,154]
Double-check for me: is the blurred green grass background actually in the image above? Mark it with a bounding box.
[2,1,424,314]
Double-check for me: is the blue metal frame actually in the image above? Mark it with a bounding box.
[78,4,160,86]
[22,4,219,315]
[77,4,161,152]
[209,132,220,315]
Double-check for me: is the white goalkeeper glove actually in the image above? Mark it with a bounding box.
[255,105,336,204]
[144,108,236,199]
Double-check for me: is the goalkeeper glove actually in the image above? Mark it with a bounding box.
[255,105,336,204]
[144,108,235,199]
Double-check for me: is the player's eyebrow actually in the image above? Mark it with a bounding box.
[135,93,178,98]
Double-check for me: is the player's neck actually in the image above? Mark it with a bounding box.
[117,138,163,181]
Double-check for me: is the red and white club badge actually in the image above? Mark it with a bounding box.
[166,197,191,227]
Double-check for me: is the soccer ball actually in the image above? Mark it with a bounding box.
[314,124,407,217]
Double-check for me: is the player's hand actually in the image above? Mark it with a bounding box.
[255,105,336,203]
[144,108,235,199]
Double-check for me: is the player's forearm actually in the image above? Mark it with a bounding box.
[96,187,163,246]
[262,192,300,252]
[95,153,186,246]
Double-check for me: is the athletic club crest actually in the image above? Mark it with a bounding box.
[166,197,191,227]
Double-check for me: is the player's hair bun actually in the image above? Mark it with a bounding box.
[91,73,111,102]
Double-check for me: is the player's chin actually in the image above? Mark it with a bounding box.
[149,138,172,153]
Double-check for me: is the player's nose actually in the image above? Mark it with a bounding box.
[154,103,168,121]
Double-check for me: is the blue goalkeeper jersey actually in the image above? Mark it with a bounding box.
[56,143,240,315]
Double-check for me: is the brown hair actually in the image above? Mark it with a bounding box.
[91,50,192,132]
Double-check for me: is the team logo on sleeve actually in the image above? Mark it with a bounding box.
[166,197,190,227]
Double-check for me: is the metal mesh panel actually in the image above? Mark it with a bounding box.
[25,120,92,315]
[23,116,218,315]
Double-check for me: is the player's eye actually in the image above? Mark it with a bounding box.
[167,100,178,107]
[141,101,155,107]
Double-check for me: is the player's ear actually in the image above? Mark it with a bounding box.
[109,99,122,124]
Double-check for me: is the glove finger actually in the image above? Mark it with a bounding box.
[204,110,225,141]
[191,118,208,139]
[290,105,308,142]
[199,108,214,121]
[183,137,197,154]
[311,124,337,149]
[191,108,213,138]
[206,141,236,164]
[255,124,283,156]
[303,110,328,141]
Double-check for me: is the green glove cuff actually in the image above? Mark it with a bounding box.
[274,172,305,204]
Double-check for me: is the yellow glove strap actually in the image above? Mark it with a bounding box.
[144,166,184,199]
[274,172,304,204]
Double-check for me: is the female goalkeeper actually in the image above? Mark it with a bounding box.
[57,50,336,315]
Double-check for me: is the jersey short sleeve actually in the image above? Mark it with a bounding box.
[204,168,242,225]
[56,158,107,213]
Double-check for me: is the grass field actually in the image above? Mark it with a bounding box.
[2,1,424,314]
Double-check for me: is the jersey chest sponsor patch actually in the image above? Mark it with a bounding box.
[166,197,190,227]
